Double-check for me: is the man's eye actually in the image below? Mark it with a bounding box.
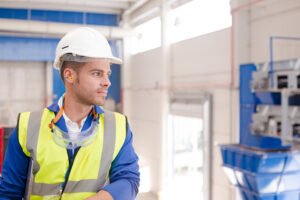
[92,72,100,76]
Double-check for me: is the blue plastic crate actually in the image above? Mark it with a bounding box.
[223,165,300,194]
[220,144,300,174]
[221,144,300,194]
[222,166,238,185]
[245,170,300,193]
[283,153,300,172]
[238,187,300,200]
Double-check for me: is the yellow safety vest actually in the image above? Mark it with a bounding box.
[18,108,126,199]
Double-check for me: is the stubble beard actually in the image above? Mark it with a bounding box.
[74,79,106,106]
[78,93,105,106]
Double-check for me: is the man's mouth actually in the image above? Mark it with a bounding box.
[97,90,107,96]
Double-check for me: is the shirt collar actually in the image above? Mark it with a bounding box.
[47,94,104,115]
[63,111,86,131]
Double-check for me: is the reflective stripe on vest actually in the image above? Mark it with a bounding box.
[24,110,43,200]
[18,108,126,199]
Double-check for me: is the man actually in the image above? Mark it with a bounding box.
[0,27,140,200]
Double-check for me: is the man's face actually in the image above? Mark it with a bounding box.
[71,60,111,106]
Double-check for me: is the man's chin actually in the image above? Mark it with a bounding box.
[94,99,105,106]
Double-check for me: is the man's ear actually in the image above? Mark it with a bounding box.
[64,68,75,83]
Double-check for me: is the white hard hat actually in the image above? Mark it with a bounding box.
[54,27,122,70]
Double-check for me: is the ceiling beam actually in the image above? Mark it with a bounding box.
[0,19,132,39]
[0,0,132,14]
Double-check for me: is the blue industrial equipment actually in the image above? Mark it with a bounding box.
[221,59,300,200]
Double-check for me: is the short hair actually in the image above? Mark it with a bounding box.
[60,61,84,82]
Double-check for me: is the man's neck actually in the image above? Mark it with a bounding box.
[63,94,93,126]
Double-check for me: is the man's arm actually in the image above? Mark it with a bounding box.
[0,128,30,199]
[98,122,140,200]
[85,190,113,200]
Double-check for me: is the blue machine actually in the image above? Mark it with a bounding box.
[221,59,300,200]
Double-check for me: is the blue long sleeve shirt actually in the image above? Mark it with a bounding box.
[0,102,140,200]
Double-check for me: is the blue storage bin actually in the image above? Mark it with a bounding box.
[221,144,300,194]
[220,144,300,174]
[223,165,300,194]
[222,166,238,185]
[221,146,236,166]
[284,153,300,172]
[277,171,300,192]
[244,171,281,193]
[238,187,300,200]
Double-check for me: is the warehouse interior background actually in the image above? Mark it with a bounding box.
[1,0,300,200]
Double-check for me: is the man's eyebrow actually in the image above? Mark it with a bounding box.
[89,69,103,72]
[89,69,112,74]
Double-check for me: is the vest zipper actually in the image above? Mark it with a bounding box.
[59,145,80,199]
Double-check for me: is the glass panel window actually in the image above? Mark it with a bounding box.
[131,17,161,54]
[168,0,232,43]
[167,114,204,200]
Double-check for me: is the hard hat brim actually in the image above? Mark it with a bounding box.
[110,56,123,65]
[53,56,123,70]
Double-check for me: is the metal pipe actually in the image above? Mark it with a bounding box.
[270,36,274,87]
[269,36,300,88]
[231,0,264,13]
[281,89,290,144]
[230,0,265,88]
[123,0,150,16]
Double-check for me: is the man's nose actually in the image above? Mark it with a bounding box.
[101,75,111,88]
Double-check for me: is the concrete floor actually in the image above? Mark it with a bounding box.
[136,192,158,200]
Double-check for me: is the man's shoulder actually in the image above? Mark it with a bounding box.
[103,110,127,124]
[18,108,54,123]
[19,108,52,115]
[102,109,123,116]
[113,111,126,117]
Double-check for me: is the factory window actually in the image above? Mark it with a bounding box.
[167,115,204,200]
[168,0,231,43]
[165,93,212,200]
[131,17,161,54]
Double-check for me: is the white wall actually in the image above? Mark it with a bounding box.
[171,28,237,200]
[124,28,237,200]
[171,29,231,85]
[125,48,165,194]
[0,61,47,126]
[233,0,300,65]
[251,0,300,62]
